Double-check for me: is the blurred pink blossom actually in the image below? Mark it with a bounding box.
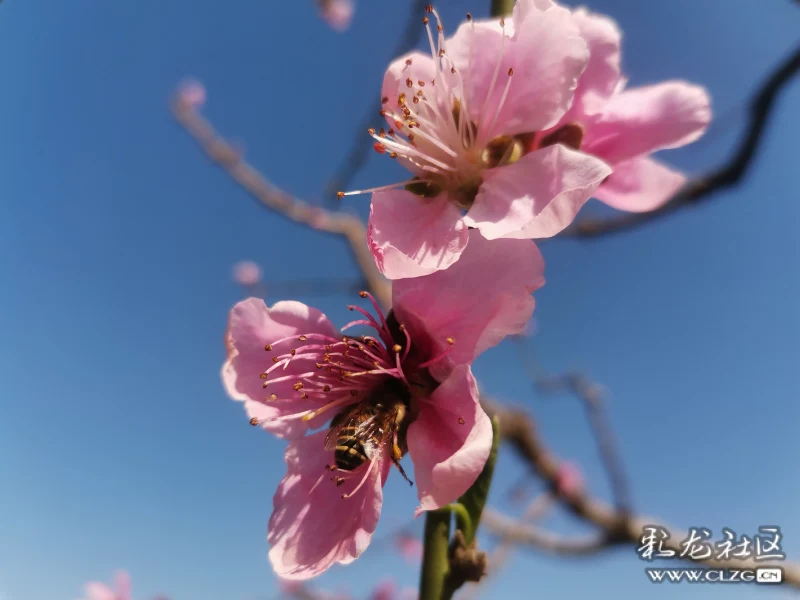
[222,233,544,579]
[279,579,304,595]
[555,461,584,497]
[365,580,418,600]
[232,261,262,286]
[176,78,206,110]
[399,589,418,600]
[395,531,423,564]
[369,580,396,600]
[83,571,131,600]
[317,0,354,32]
[534,7,711,212]
[355,1,611,279]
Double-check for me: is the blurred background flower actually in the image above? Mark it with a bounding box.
[317,0,354,32]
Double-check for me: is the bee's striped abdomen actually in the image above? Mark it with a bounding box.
[335,425,368,471]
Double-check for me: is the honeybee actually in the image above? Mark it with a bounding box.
[324,390,413,486]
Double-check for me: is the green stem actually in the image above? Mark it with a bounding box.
[448,502,474,542]
[490,0,515,17]
[456,416,501,545]
[419,508,452,600]
[418,418,501,600]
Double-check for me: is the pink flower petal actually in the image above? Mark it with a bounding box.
[381,52,436,121]
[512,0,556,23]
[379,52,444,177]
[393,232,543,369]
[463,144,611,240]
[447,4,589,136]
[407,366,492,515]
[443,19,508,128]
[564,8,622,120]
[594,156,686,212]
[222,298,340,438]
[583,81,712,165]
[368,190,468,280]
[84,583,116,600]
[268,431,388,580]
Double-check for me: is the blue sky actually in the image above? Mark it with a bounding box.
[0,1,798,599]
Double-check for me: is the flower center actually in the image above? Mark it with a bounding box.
[338,6,524,210]
[256,292,454,497]
[259,293,450,406]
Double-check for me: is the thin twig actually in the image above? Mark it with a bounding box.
[171,99,391,309]
[513,337,632,515]
[564,44,800,238]
[536,372,632,516]
[482,509,607,556]
[322,0,429,199]
[480,398,800,588]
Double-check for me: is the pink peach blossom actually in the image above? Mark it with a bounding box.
[222,233,544,579]
[555,461,584,497]
[342,1,611,279]
[176,78,206,110]
[369,580,417,600]
[232,260,262,286]
[84,571,131,600]
[317,0,354,32]
[370,580,397,600]
[280,580,305,595]
[395,531,423,564]
[534,8,711,212]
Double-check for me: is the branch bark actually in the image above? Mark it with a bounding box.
[171,98,391,309]
[535,371,632,516]
[481,398,800,588]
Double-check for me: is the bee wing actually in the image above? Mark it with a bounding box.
[323,404,366,451]
[360,406,400,461]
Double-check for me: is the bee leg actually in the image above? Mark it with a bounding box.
[392,442,403,462]
[390,431,413,485]
[392,455,414,486]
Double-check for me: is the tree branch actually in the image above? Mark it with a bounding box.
[565,43,800,238]
[513,337,632,515]
[171,97,391,309]
[482,509,607,556]
[480,398,800,588]
[535,372,632,516]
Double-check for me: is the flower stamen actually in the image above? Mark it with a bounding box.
[417,336,455,368]
[342,457,380,499]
